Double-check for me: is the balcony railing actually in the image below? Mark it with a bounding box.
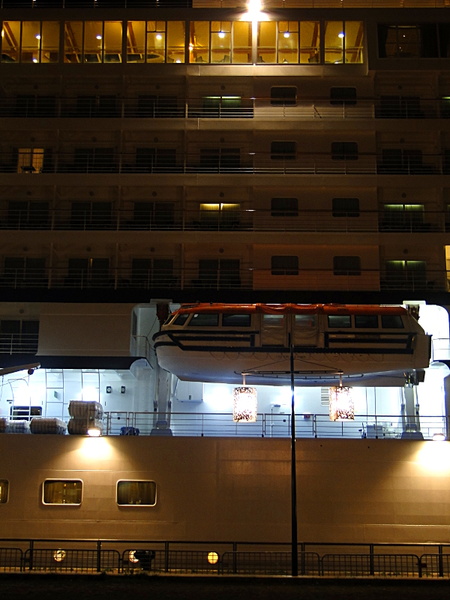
[20,411,443,440]
[0,265,445,292]
[1,96,450,121]
[0,0,449,7]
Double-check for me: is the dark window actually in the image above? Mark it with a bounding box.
[71,201,113,229]
[197,259,241,288]
[73,148,115,173]
[354,315,378,328]
[7,200,49,229]
[135,148,177,173]
[222,313,251,327]
[330,87,357,105]
[189,313,220,327]
[3,257,46,287]
[270,87,297,106]
[271,197,298,217]
[133,202,174,229]
[271,141,296,160]
[200,148,241,171]
[173,313,190,326]
[271,255,299,275]
[331,142,358,160]
[131,258,174,287]
[381,315,404,329]
[332,198,360,218]
[384,260,426,289]
[333,256,361,276]
[328,315,351,328]
[0,319,39,354]
[67,258,110,287]
[378,96,422,119]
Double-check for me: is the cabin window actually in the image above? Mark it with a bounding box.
[330,87,357,105]
[271,197,298,217]
[271,141,296,160]
[271,256,299,275]
[354,315,378,328]
[333,256,361,276]
[332,197,360,218]
[270,86,297,106]
[0,480,9,504]
[331,142,358,160]
[43,480,83,505]
[222,314,251,327]
[117,480,157,506]
[328,315,351,328]
[381,315,404,329]
[173,313,190,326]
[295,314,317,328]
[189,313,219,327]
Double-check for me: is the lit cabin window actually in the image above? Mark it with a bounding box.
[354,315,378,328]
[189,313,219,327]
[117,480,157,506]
[222,314,251,327]
[43,480,82,505]
[0,480,9,504]
[381,315,404,329]
[328,315,351,328]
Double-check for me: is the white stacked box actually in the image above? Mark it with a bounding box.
[30,418,67,435]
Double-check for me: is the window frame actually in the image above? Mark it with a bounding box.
[116,479,157,507]
[42,479,83,506]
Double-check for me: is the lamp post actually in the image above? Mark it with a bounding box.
[289,335,298,577]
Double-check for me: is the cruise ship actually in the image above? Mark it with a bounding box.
[0,0,450,550]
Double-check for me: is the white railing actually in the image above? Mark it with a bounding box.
[103,411,448,440]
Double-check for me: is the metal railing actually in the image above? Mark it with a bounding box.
[103,412,447,439]
[1,207,449,234]
[1,96,450,120]
[0,0,449,8]
[2,538,450,577]
[0,265,445,293]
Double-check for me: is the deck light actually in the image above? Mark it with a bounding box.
[329,373,354,421]
[233,375,257,422]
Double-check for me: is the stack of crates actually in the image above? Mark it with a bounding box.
[67,401,103,435]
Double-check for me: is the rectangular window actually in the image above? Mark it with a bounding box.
[43,480,83,505]
[197,258,240,288]
[354,315,378,328]
[332,197,360,218]
[382,204,424,231]
[330,87,357,105]
[381,315,404,329]
[117,480,157,506]
[331,142,358,160]
[328,315,351,328]
[17,148,44,173]
[270,87,297,106]
[271,255,299,275]
[271,198,298,217]
[189,313,219,327]
[0,480,9,504]
[271,141,296,160]
[0,319,39,354]
[222,313,251,327]
[333,256,361,276]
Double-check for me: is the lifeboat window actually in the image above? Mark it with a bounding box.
[354,315,378,328]
[328,315,351,328]
[189,313,219,326]
[117,480,157,506]
[173,313,190,326]
[0,480,8,504]
[42,479,83,505]
[222,313,251,327]
[295,314,317,328]
[381,315,404,329]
